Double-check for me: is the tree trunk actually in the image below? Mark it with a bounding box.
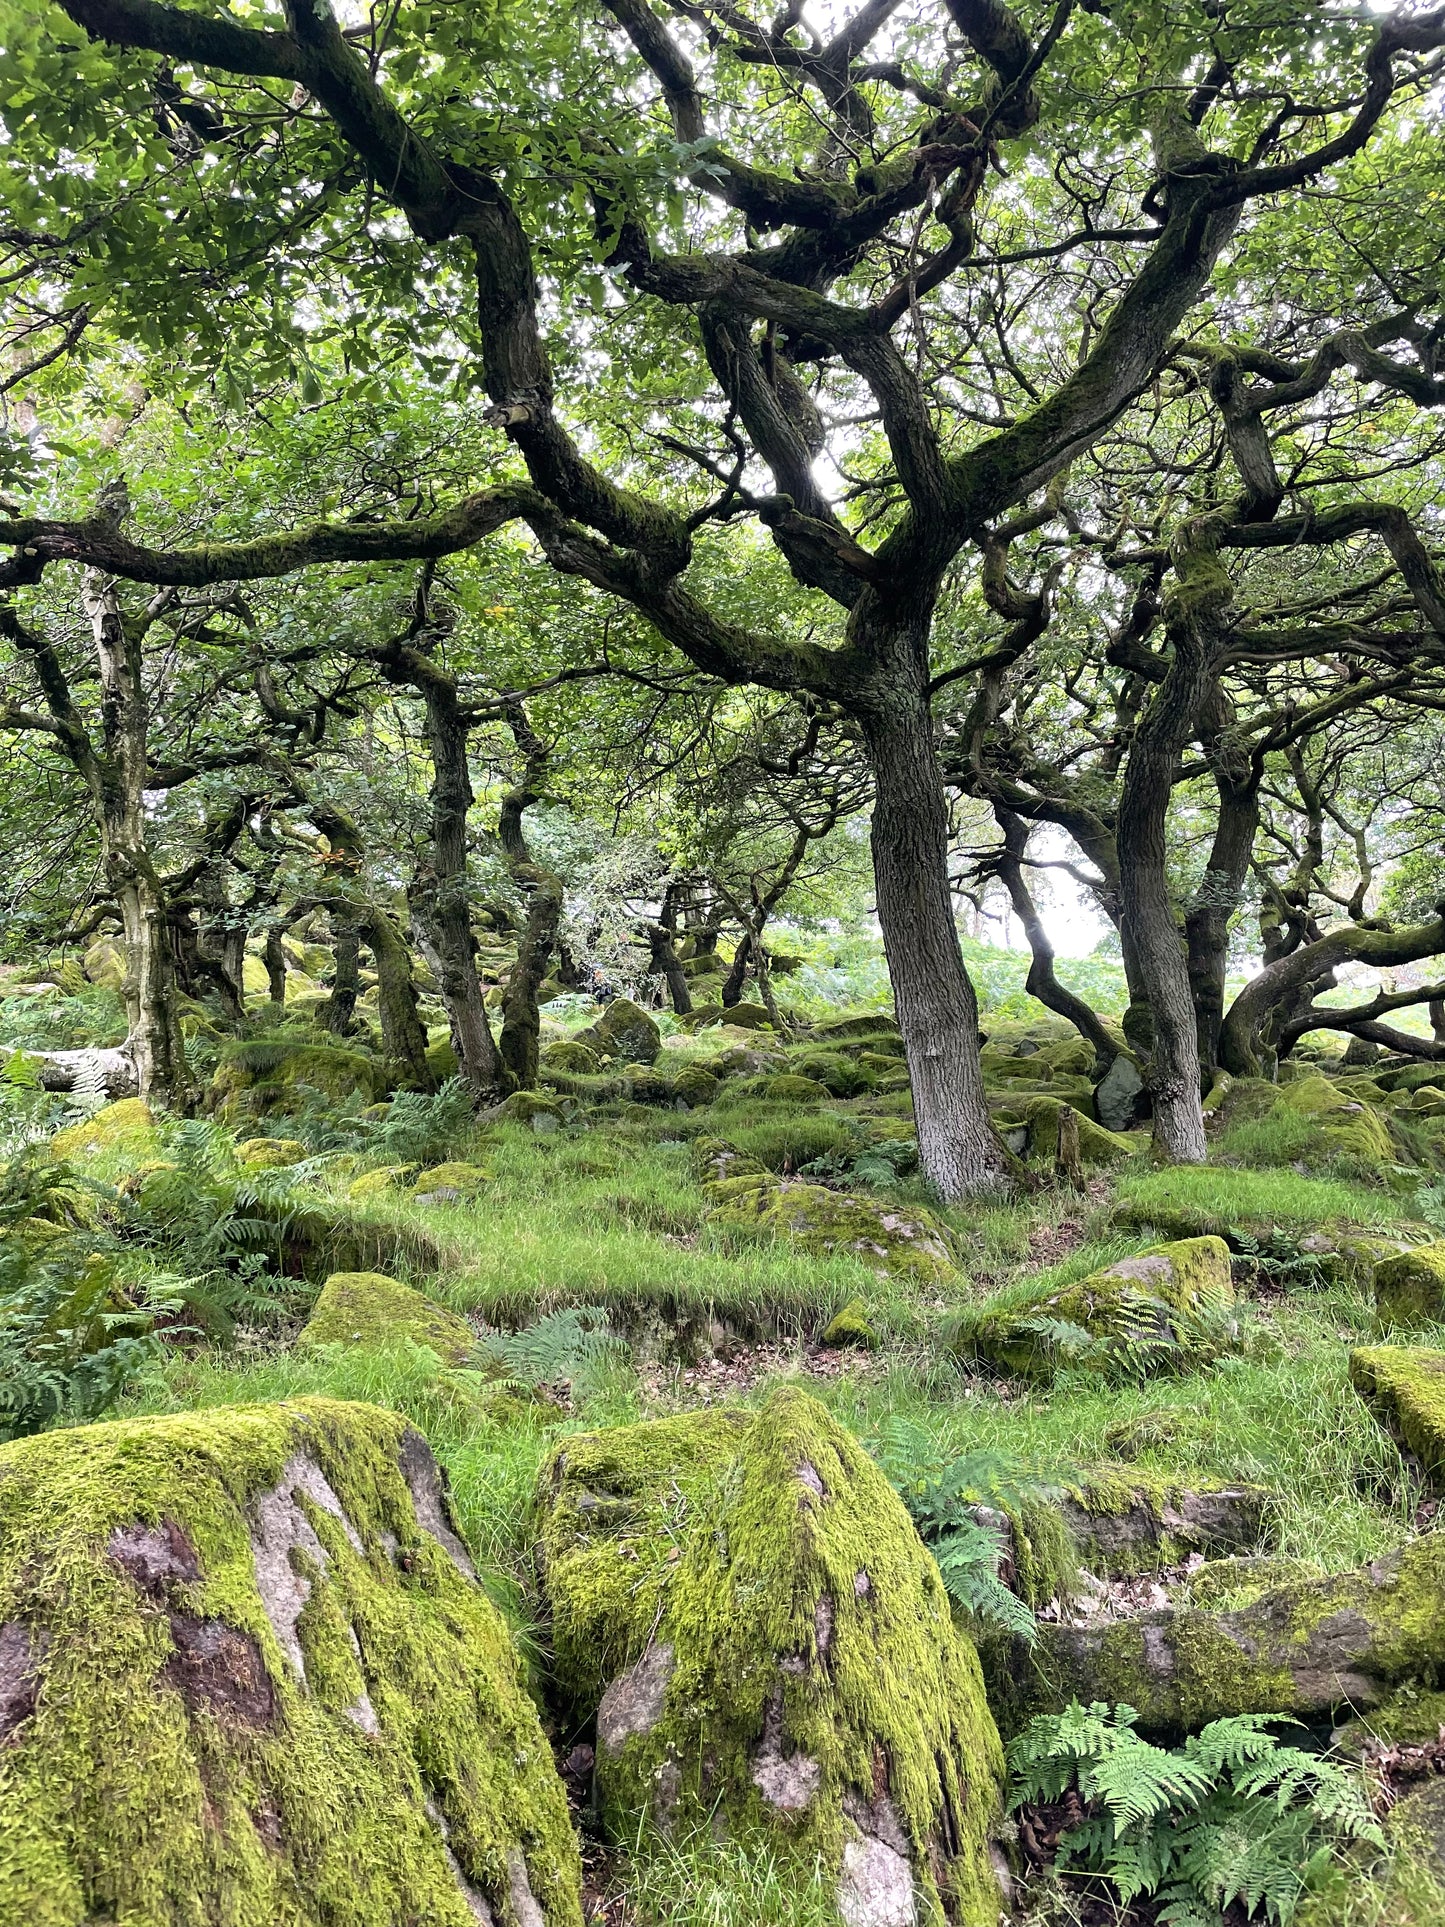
[720,932,751,1007]
[318,921,359,1036]
[1184,713,1260,1075]
[992,807,1118,1071]
[1116,626,1217,1163]
[263,928,287,1007]
[82,573,191,1107]
[413,678,509,1097]
[859,685,1012,1199]
[496,701,561,1090]
[646,921,692,1014]
[357,904,435,1090]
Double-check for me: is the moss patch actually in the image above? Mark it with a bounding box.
[50,1098,158,1163]
[1351,1345,1445,1485]
[0,1398,582,1925]
[537,1387,1004,1926]
[708,1179,956,1282]
[299,1273,475,1365]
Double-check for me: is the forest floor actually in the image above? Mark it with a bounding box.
[6,978,1445,1925]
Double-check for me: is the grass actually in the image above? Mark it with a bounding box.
[1116,1162,1412,1230]
[607,1828,839,1927]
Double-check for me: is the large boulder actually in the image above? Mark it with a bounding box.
[1374,1245,1445,1329]
[1093,1053,1146,1132]
[990,1095,1138,1167]
[211,1040,384,1114]
[957,1236,1235,1381]
[579,998,661,1065]
[707,1176,957,1282]
[536,1387,1006,1927]
[299,1271,475,1364]
[50,1097,158,1164]
[0,1399,582,1926]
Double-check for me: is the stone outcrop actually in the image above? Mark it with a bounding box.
[299,1271,476,1364]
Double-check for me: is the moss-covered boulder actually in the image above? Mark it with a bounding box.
[788,1051,875,1098]
[762,1072,828,1103]
[498,1090,563,1133]
[0,1399,582,1925]
[988,1532,1445,1737]
[671,1064,718,1108]
[1374,1246,1445,1329]
[991,1095,1139,1166]
[813,1012,901,1046]
[957,1237,1235,1381]
[1275,1074,1398,1163]
[1351,1345,1445,1482]
[584,998,661,1065]
[620,1066,675,1106]
[539,1039,600,1075]
[536,1388,1005,1926]
[299,1271,475,1364]
[709,1179,956,1282]
[410,1162,490,1203]
[819,1297,877,1348]
[346,1164,412,1201]
[50,1097,157,1163]
[690,1135,768,1185]
[235,1136,308,1169]
[212,1039,383,1114]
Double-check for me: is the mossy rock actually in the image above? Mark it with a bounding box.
[709,1180,956,1282]
[858,1048,906,1073]
[410,1162,491,1203]
[1378,1063,1445,1094]
[235,1137,307,1169]
[424,1037,459,1083]
[689,1136,767,1184]
[536,1387,1005,1926]
[1185,1554,1323,1611]
[1374,1246,1445,1330]
[346,1164,413,1201]
[586,997,661,1065]
[539,1039,600,1075]
[813,1012,901,1045]
[1409,1086,1445,1117]
[50,1098,158,1163]
[299,1271,475,1363]
[81,937,127,990]
[786,1050,875,1098]
[957,1237,1235,1381]
[497,1090,563,1134]
[991,1532,1445,1737]
[674,1002,725,1033]
[1056,1471,1268,1579]
[1351,1344,1445,1483]
[0,1399,582,1925]
[620,1066,675,1107]
[991,1095,1139,1166]
[819,1297,878,1348]
[761,1073,828,1103]
[212,1040,383,1111]
[670,1064,718,1108]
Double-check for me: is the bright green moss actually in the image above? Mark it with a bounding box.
[1351,1344,1445,1481]
[235,1137,307,1168]
[1373,1248,1445,1330]
[537,1388,1005,1927]
[212,1041,383,1111]
[990,1094,1138,1166]
[762,1073,829,1103]
[818,1297,877,1348]
[299,1272,475,1365]
[708,1179,957,1282]
[539,1040,600,1075]
[671,1064,719,1107]
[0,1398,582,1926]
[409,1162,491,1198]
[50,1098,158,1163]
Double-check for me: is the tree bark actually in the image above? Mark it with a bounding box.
[1116,585,1221,1162]
[1184,703,1260,1075]
[317,921,359,1035]
[262,927,287,1007]
[412,675,509,1097]
[497,702,562,1089]
[82,574,192,1107]
[991,806,1118,1070]
[720,932,751,1007]
[356,902,435,1090]
[859,679,1012,1199]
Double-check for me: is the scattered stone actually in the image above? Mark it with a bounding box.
[708,1179,956,1282]
[1093,1054,1146,1132]
[1352,1344,1445,1482]
[584,998,662,1065]
[235,1137,307,1168]
[50,1096,157,1162]
[820,1298,878,1349]
[410,1161,491,1203]
[1374,1246,1445,1330]
[498,1090,564,1133]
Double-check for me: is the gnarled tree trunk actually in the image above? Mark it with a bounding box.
[497,702,562,1090]
[859,666,1012,1199]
